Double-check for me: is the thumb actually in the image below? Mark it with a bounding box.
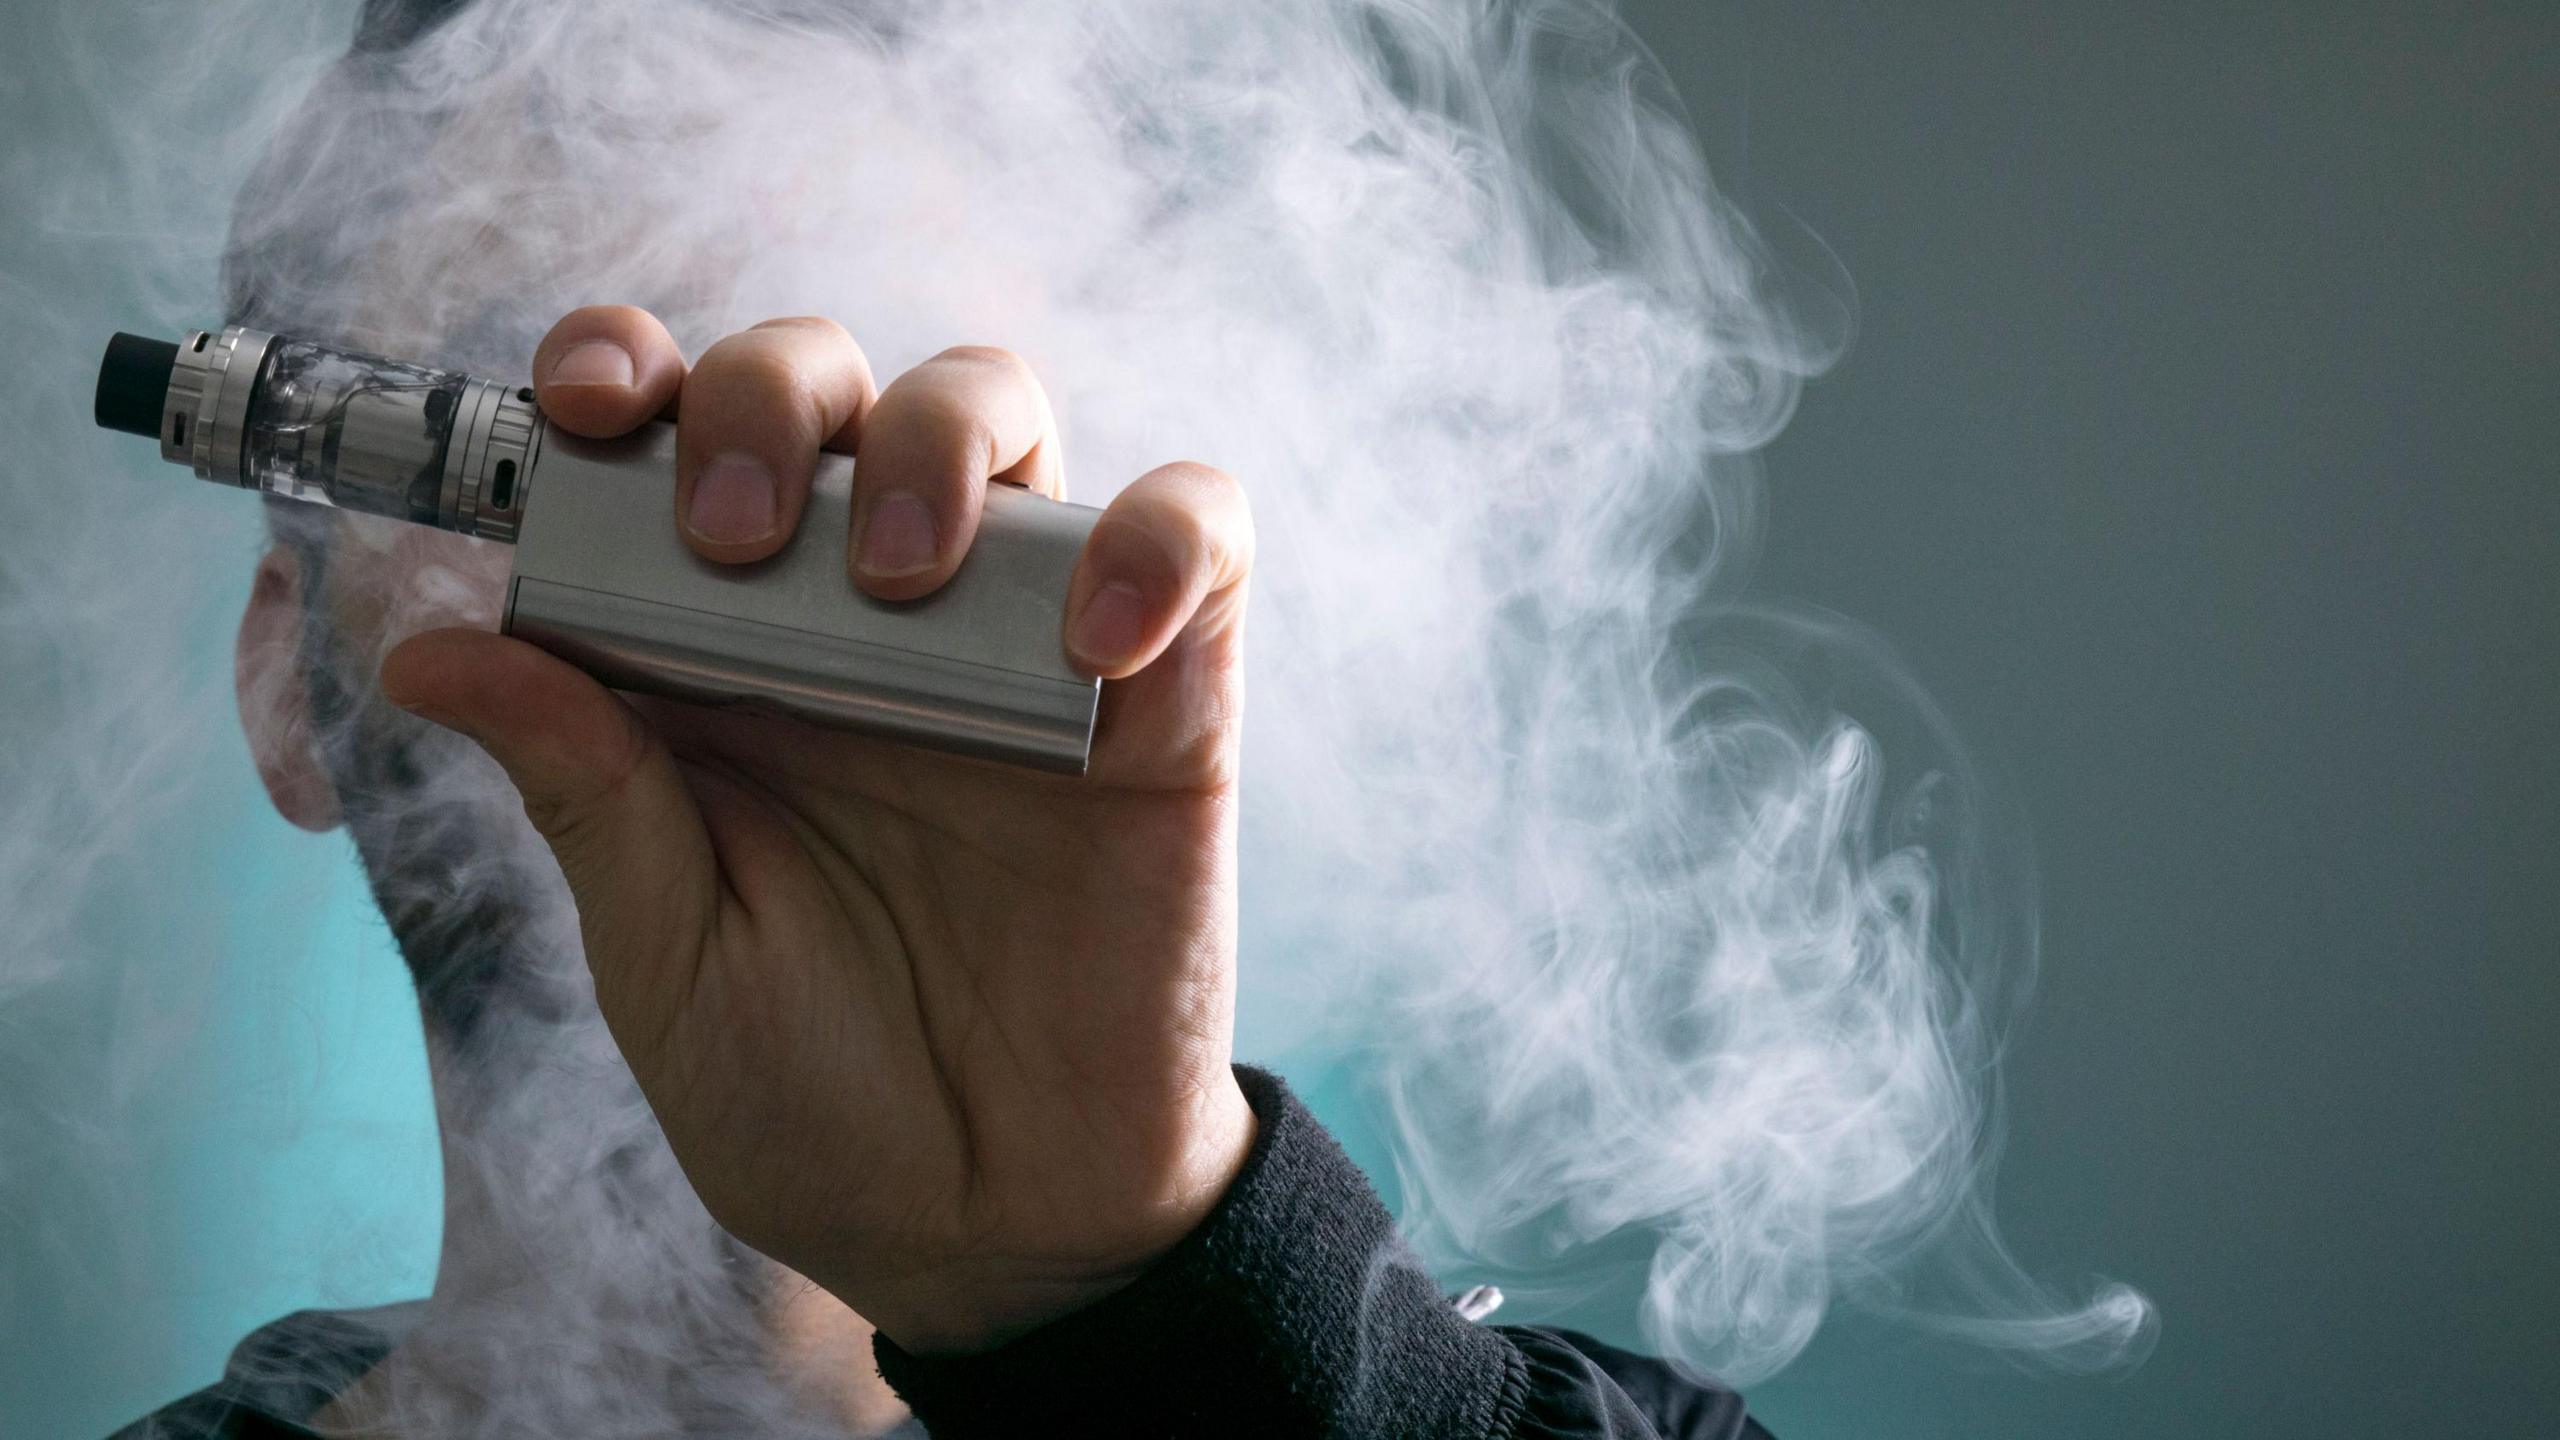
[378,629,714,994]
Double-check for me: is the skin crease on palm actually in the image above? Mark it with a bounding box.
[238,304,1263,1436]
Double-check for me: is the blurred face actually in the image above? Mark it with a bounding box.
[227,70,666,1018]
[234,506,533,1040]
[231,289,577,1043]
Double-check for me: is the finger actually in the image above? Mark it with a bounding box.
[530,305,687,438]
[1065,463,1253,789]
[377,628,693,882]
[849,345,1062,601]
[1065,462,1251,678]
[377,628,717,1048]
[677,316,878,564]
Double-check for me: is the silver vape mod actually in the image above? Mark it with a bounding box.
[94,327,1102,773]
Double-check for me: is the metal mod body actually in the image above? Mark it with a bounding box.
[95,326,1101,773]
[510,427,1099,771]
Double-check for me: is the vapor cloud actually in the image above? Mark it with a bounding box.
[2,0,2149,1424]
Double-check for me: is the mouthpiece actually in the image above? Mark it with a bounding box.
[94,332,180,440]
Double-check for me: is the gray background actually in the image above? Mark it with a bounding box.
[1614,3,2557,1436]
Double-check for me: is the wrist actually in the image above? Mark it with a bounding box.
[852,1074,1260,1355]
[871,1066,1523,1440]
[861,1269,1138,1356]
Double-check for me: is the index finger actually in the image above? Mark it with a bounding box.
[850,346,1062,602]
[529,305,687,438]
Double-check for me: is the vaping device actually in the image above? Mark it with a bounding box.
[93,327,1102,773]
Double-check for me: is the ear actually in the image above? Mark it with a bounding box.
[235,545,342,832]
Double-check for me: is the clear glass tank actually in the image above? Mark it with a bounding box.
[242,338,469,524]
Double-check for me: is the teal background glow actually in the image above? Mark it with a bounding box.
[0,6,441,1432]
[6,2,2555,1436]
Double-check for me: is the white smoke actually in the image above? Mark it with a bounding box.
[3,0,2150,1425]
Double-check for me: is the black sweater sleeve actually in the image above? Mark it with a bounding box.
[873,1066,1770,1439]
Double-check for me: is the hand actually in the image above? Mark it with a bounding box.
[378,306,1257,1353]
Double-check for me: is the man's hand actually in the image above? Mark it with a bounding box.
[377,305,1257,1354]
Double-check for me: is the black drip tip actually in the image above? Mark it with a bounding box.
[96,332,180,439]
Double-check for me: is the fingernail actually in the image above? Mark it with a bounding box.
[1067,580,1149,669]
[857,492,940,578]
[547,339,634,388]
[688,452,778,545]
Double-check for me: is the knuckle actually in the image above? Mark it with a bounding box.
[582,302,654,329]
[549,303,614,335]
[524,721,649,849]
[695,338,818,416]
[1142,463,1252,568]
[1167,459,1244,506]
[752,313,852,343]
[932,343,1032,381]
[886,384,997,465]
[1104,502,1216,585]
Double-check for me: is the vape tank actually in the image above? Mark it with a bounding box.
[94,327,1101,773]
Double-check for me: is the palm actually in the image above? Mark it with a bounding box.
[584,642,1242,1332]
